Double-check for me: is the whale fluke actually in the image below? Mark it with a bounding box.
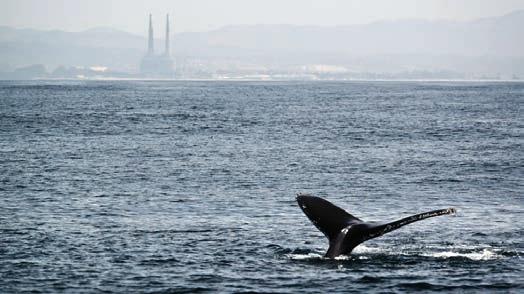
[296,193,456,258]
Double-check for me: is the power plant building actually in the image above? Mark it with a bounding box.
[140,14,174,77]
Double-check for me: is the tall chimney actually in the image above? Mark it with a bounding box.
[148,14,154,55]
[165,14,170,56]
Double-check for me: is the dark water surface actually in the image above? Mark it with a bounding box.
[0,80,522,293]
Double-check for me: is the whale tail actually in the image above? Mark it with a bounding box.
[363,207,456,241]
[296,194,456,257]
[296,193,362,242]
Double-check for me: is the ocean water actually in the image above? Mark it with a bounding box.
[0,80,522,293]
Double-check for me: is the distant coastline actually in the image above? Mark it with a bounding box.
[1,10,523,80]
[2,77,523,83]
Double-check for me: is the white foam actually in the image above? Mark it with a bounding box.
[287,246,505,261]
[424,248,502,261]
[352,244,385,254]
[287,253,323,260]
[334,255,351,260]
[287,253,356,261]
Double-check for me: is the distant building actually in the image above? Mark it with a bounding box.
[140,14,174,78]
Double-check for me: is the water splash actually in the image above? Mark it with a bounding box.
[287,245,506,262]
[424,248,503,261]
[287,252,324,260]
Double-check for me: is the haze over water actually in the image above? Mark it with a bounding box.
[1,80,522,292]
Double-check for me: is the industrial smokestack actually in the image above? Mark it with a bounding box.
[148,14,154,55]
[165,14,170,56]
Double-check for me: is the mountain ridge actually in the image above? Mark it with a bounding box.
[0,10,523,76]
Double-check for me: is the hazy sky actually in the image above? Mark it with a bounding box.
[1,0,524,34]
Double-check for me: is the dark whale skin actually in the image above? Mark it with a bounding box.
[296,193,456,258]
